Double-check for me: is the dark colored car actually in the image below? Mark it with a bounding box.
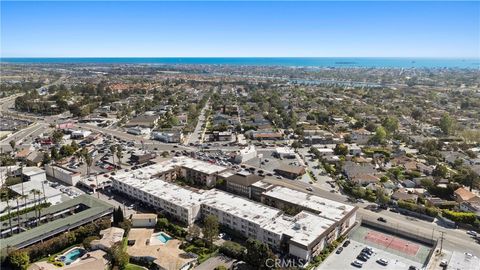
[343,240,351,247]
[336,247,343,254]
[357,255,368,262]
[377,217,387,223]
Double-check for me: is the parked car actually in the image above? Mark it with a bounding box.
[342,240,351,247]
[351,260,363,268]
[357,255,368,262]
[306,187,313,192]
[408,266,418,270]
[440,260,448,267]
[377,217,387,223]
[362,247,374,255]
[376,258,389,266]
[336,247,343,254]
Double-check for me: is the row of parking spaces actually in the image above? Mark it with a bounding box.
[319,239,424,270]
[319,226,431,270]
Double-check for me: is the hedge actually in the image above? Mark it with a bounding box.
[442,210,477,225]
[16,217,111,261]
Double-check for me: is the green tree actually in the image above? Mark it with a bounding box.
[334,144,349,156]
[245,238,276,270]
[7,250,30,270]
[432,164,448,179]
[439,113,455,136]
[382,116,399,135]
[50,147,60,160]
[9,140,16,152]
[376,188,390,205]
[113,206,124,226]
[202,215,219,246]
[411,108,423,120]
[59,145,75,157]
[42,152,51,165]
[371,126,387,144]
[110,242,129,270]
[51,130,64,144]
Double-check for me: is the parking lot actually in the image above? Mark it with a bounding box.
[318,225,430,270]
[319,239,424,270]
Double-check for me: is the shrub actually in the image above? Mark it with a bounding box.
[219,241,246,260]
[442,210,477,225]
[53,261,64,267]
[83,236,100,250]
[6,250,29,270]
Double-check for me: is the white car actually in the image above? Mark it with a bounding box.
[376,258,388,266]
[466,231,477,237]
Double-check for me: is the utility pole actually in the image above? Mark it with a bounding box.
[439,231,445,254]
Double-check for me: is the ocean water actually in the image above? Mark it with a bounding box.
[1,57,479,68]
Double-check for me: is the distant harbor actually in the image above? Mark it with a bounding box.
[1,57,479,68]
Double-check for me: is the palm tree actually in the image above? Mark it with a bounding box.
[15,196,21,231]
[9,140,16,153]
[30,189,42,227]
[19,194,28,228]
[110,145,116,168]
[116,145,122,170]
[0,191,13,235]
[75,151,83,164]
[41,181,47,204]
[85,154,93,177]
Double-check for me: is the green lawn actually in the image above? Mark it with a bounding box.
[125,263,145,270]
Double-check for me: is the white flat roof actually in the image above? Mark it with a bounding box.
[263,211,335,247]
[176,156,227,175]
[22,167,45,176]
[202,189,282,226]
[275,147,295,155]
[264,186,355,222]
[114,170,206,209]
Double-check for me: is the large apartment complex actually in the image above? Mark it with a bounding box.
[111,159,358,261]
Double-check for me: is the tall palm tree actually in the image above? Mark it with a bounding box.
[116,145,122,170]
[85,154,93,177]
[19,194,28,228]
[41,181,47,204]
[29,189,41,227]
[109,145,116,168]
[15,196,20,231]
[0,191,13,235]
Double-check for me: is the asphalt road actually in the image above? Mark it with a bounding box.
[186,101,209,145]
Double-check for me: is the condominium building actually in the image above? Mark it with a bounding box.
[111,161,358,262]
[262,186,357,233]
[111,166,207,225]
[201,189,283,241]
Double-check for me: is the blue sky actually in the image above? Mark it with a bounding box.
[1,1,479,57]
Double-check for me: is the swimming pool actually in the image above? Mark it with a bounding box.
[155,232,172,244]
[60,247,85,265]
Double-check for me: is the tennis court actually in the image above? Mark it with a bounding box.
[350,226,432,264]
[364,230,420,256]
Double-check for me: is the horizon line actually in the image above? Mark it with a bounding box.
[2,56,479,59]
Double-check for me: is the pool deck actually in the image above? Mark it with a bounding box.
[29,250,109,270]
[127,228,196,270]
[149,232,172,245]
